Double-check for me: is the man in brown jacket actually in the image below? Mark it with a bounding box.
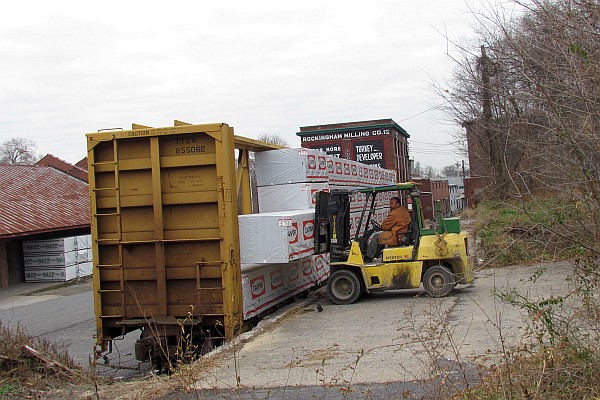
[365,196,411,261]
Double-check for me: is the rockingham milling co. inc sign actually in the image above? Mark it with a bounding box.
[297,119,411,182]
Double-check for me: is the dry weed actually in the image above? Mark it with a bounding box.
[0,321,91,398]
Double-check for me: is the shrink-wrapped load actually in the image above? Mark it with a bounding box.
[240,252,330,319]
[22,235,92,282]
[257,182,329,213]
[239,209,315,264]
[254,147,396,188]
[22,235,90,254]
[255,148,328,186]
[312,252,330,285]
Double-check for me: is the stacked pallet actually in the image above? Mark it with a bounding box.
[22,235,92,282]
[239,148,397,319]
[240,253,330,319]
[255,148,397,236]
[254,148,395,189]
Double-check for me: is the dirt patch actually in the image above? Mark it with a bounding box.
[285,344,341,368]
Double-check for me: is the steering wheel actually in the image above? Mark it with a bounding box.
[371,220,381,231]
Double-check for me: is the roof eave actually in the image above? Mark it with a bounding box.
[0,224,90,240]
[296,122,410,138]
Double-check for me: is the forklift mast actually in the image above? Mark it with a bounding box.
[314,190,352,263]
[314,183,451,263]
[353,191,378,241]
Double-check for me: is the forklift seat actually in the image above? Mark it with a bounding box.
[398,211,418,246]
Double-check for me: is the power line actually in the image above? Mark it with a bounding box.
[410,139,456,147]
[410,150,457,155]
[409,146,458,153]
[397,104,446,122]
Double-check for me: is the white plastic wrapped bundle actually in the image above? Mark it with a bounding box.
[327,157,396,187]
[22,235,93,282]
[254,147,396,188]
[255,148,328,186]
[77,261,93,278]
[24,265,78,282]
[240,252,330,319]
[22,235,91,254]
[327,157,342,184]
[239,209,315,264]
[312,253,330,284]
[257,182,330,213]
[240,258,312,319]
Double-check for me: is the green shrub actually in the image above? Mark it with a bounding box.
[471,198,585,267]
[0,384,19,395]
[458,341,600,400]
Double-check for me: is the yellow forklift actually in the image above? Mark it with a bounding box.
[314,182,474,304]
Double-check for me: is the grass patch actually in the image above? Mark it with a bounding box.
[458,342,600,399]
[466,197,587,267]
[458,198,600,399]
[0,384,19,395]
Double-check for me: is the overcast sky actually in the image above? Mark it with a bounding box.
[0,1,477,169]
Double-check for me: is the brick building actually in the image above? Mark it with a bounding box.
[0,160,89,287]
[36,154,88,182]
[412,178,450,221]
[297,119,410,182]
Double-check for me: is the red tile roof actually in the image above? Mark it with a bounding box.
[36,154,88,182]
[0,164,90,238]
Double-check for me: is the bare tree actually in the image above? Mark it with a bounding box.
[412,161,423,177]
[435,3,600,368]
[438,0,600,251]
[424,165,438,179]
[0,138,39,165]
[257,134,288,147]
[442,164,460,177]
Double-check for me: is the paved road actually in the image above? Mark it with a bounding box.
[0,261,575,399]
[158,261,574,399]
[0,288,94,364]
[0,282,143,378]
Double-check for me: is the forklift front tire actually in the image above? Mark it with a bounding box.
[327,270,362,305]
[422,265,455,298]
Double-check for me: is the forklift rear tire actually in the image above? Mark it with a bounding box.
[423,265,455,298]
[327,270,362,305]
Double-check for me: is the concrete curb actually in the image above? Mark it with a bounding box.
[22,276,93,296]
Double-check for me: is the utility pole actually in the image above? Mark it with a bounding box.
[479,44,502,191]
[480,45,494,168]
[481,45,493,126]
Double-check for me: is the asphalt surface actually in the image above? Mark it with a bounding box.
[157,261,574,399]
[0,279,146,379]
[0,261,575,399]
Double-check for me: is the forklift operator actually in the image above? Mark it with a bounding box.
[366,196,410,261]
